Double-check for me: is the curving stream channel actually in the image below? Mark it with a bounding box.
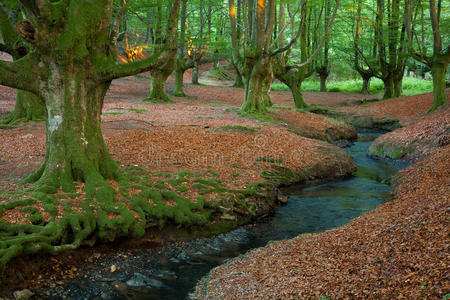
[43,129,410,299]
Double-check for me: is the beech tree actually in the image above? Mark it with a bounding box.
[273,0,339,108]
[146,1,179,102]
[0,0,180,193]
[405,0,449,111]
[0,2,45,126]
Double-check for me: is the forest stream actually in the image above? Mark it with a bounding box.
[40,129,410,300]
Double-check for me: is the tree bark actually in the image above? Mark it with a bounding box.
[24,64,119,195]
[192,62,200,85]
[233,70,244,88]
[240,58,272,113]
[2,90,45,126]
[393,77,403,97]
[173,66,186,97]
[429,58,448,111]
[148,67,174,102]
[361,75,371,94]
[382,74,394,99]
[319,71,328,92]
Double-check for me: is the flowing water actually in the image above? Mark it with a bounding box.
[45,130,410,300]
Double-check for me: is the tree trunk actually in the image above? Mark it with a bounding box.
[319,74,327,92]
[2,90,45,125]
[25,66,119,196]
[240,59,271,113]
[291,81,308,109]
[147,70,173,102]
[233,70,244,88]
[361,76,371,94]
[261,72,273,108]
[173,65,186,97]
[192,62,200,85]
[429,59,448,112]
[382,74,394,99]
[393,77,403,97]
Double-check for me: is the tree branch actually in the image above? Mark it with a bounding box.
[99,47,176,81]
[270,0,307,56]
[0,54,40,94]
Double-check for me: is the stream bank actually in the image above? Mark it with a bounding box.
[192,141,449,299]
[18,129,408,299]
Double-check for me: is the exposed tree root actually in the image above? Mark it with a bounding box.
[0,169,273,270]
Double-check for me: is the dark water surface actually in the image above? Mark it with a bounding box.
[45,130,410,299]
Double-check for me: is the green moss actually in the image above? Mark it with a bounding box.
[206,169,219,177]
[213,125,261,134]
[103,112,123,115]
[238,111,277,124]
[368,141,412,160]
[256,157,283,164]
[127,108,148,114]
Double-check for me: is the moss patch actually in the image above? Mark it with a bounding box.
[213,125,261,134]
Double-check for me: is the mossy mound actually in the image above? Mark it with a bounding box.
[326,112,401,131]
[0,168,273,270]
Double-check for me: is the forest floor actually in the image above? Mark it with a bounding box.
[0,62,448,298]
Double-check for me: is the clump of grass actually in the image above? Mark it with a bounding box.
[213,125,261,134]
[103,111,123,115]
[105,107,148,114]
[127,108,148,114]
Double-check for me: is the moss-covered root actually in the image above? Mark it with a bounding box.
[1,170,271,269]
[1,90,45,127]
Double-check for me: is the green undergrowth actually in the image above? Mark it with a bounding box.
[0,167,273,270]
[271,77,433,96]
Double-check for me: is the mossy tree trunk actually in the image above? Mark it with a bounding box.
[381,73,394,99]
[361,75,372,94]
[2,90,45,125]
[0,0,180,193]
[429,59,448,111]
[26,68,119,196]
[274,65,310,109]
[319,71,328,92]
[192,62,200,85]
[173,65,186,97]
[233,68,244,88]
[172,0,189,97]
[393,76,403,98]
[241,57,272,113]
[0,5,45,125]
[405,0,449,112]
[148,62,175,102]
